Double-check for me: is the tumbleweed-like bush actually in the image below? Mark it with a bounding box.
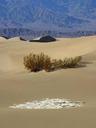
[24,53,52,72]
[24,53,82,72]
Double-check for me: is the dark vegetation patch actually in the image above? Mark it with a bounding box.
[24,53,82,72]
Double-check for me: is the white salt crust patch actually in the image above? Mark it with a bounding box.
[9,98,82,110]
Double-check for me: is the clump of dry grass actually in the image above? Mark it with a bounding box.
[24,53,52,72]
[24,53,82,72]
[61,56,82,68]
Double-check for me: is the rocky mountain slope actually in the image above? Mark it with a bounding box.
[0,0,96,37]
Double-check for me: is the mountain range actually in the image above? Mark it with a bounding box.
[0,0,96,37]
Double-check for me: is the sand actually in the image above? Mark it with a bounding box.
[0,36,96,128]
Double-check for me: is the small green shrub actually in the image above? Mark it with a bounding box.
[24,53,82,72]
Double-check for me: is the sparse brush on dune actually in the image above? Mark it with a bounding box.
[61,56,82,68]
[24,53,52,72]
[24,53,82,72]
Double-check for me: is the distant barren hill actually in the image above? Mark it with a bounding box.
[0,0,96,31]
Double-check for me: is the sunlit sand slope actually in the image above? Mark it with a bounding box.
[0,36,96,72]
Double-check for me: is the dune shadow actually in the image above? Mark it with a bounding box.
[76,61,93,68]
[80,61,92,65]
[69,61,92,69]
[29,40,56,43]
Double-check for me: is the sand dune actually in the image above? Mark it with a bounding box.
[0,36,96,128]
[0,37,8,44]
[7,37,21,42]
[0,36,96,72]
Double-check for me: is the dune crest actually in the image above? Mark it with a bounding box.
[0,36,96,72]
[8,37,21,42]
[0,37,7,42]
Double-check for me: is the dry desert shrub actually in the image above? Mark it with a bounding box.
[24,53,52,72]
[24,53,82,72]
[52,56,82,69]
[61,56,82,68]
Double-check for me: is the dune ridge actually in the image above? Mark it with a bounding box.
[0,36,96,72]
